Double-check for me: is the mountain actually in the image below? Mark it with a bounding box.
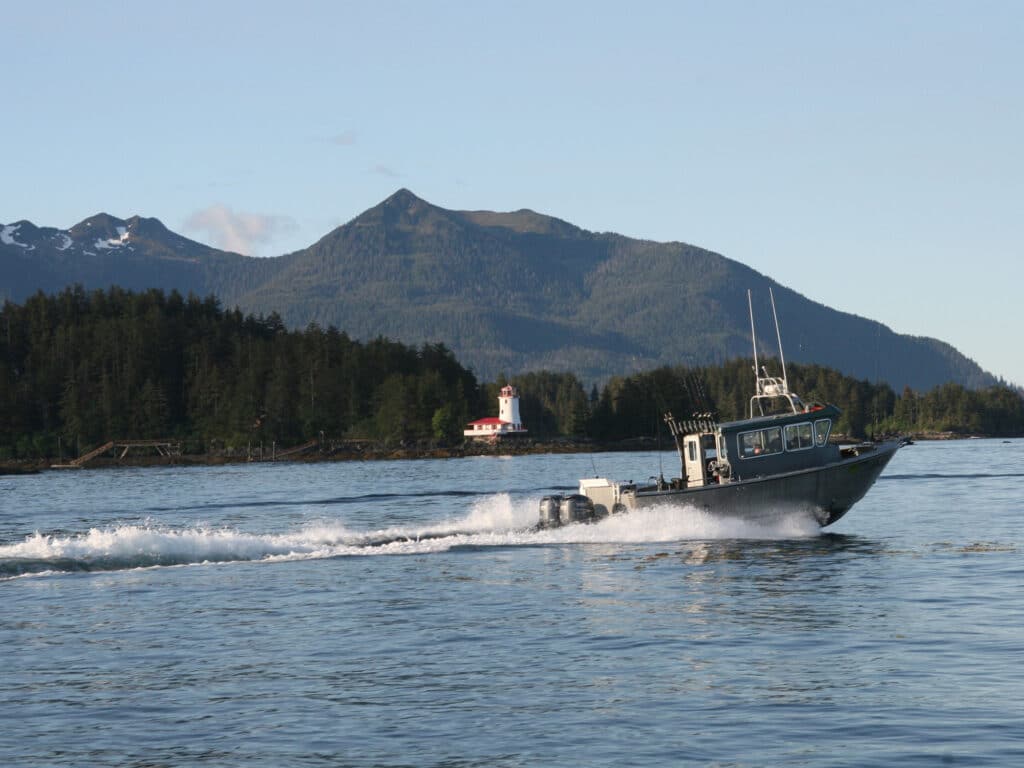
[0,214,277,301]
[1,190,998,391]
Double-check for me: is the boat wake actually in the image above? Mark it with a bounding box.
[0,494,821,579]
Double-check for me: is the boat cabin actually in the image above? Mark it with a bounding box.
[717,404,839,481]
[669,371,843,488]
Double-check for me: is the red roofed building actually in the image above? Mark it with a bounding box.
[464,385,528,440]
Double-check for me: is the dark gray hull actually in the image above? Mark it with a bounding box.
[632,440,901,527]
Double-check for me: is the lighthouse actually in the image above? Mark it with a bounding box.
[498,385,522,429]
[464,384,528,440]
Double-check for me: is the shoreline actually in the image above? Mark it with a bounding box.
[0,432,1015,476]
[0,437,653,475]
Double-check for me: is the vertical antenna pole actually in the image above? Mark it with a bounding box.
[769,286,788,389]
[748,289,762,418]
[748,289,759,379]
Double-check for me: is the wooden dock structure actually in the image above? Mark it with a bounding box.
[52,439,182,469]
[273,438,319,461]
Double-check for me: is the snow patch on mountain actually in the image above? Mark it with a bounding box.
[94,226,131,250]
[1,224,33,249]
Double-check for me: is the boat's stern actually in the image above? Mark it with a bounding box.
[578,478,615,517]
[536,478,634,529]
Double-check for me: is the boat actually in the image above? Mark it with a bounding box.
[538,289,904,529]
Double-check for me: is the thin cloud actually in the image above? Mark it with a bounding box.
[371,163,400,178]
[183,205,297,256]
[332,130,357,146]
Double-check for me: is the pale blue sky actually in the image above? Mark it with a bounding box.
[3,1,1022,385]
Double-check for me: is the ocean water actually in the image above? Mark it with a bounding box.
[1,440,1022,766]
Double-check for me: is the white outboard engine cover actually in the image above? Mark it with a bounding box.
[538,495,562,528]
[559,494,595,525]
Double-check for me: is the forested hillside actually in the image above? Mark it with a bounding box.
[590,361,1024,442]
[225,190,997,391]
[1,190,999,392]
[2,288,1021,461]
[0,287,480,458]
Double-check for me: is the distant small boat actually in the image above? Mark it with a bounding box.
[538,290,903,529]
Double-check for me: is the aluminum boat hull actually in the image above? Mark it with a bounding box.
[627,440,901,527]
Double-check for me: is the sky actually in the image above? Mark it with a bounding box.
[3,1,1022,385]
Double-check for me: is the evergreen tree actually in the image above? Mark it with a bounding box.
[1,287,1023,459]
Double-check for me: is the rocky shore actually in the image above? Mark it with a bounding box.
[0,436,659,475]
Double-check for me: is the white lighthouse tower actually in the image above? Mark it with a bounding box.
[464,384,528,440]
[498,385,522,430]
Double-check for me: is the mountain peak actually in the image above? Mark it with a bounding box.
[347,188,453,234]
[69,213,130,240]
[124,215,173,240]
[382,188,423,207]
[367,189,582,238]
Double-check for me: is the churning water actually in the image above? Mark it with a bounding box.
[1,442,1022,766]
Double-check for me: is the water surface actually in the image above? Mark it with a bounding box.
[2,441,1022,766]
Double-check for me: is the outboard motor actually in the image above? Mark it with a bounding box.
[538,495,562,529]
[559,494,596,526]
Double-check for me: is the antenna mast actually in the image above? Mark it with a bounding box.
[769,287,788,391]
[748,289,759,381]
[748,287,802,417]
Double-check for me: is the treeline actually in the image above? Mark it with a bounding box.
[1,287,1023,460]
[588,362,1024,440]
[0,287,480,458]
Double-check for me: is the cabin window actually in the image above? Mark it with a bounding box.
[701,433,718,460]
[739,427,783,458]
[784,422,814,451]
[814,419,832,447]
[688,441,697,463]
[799,423,812,447]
